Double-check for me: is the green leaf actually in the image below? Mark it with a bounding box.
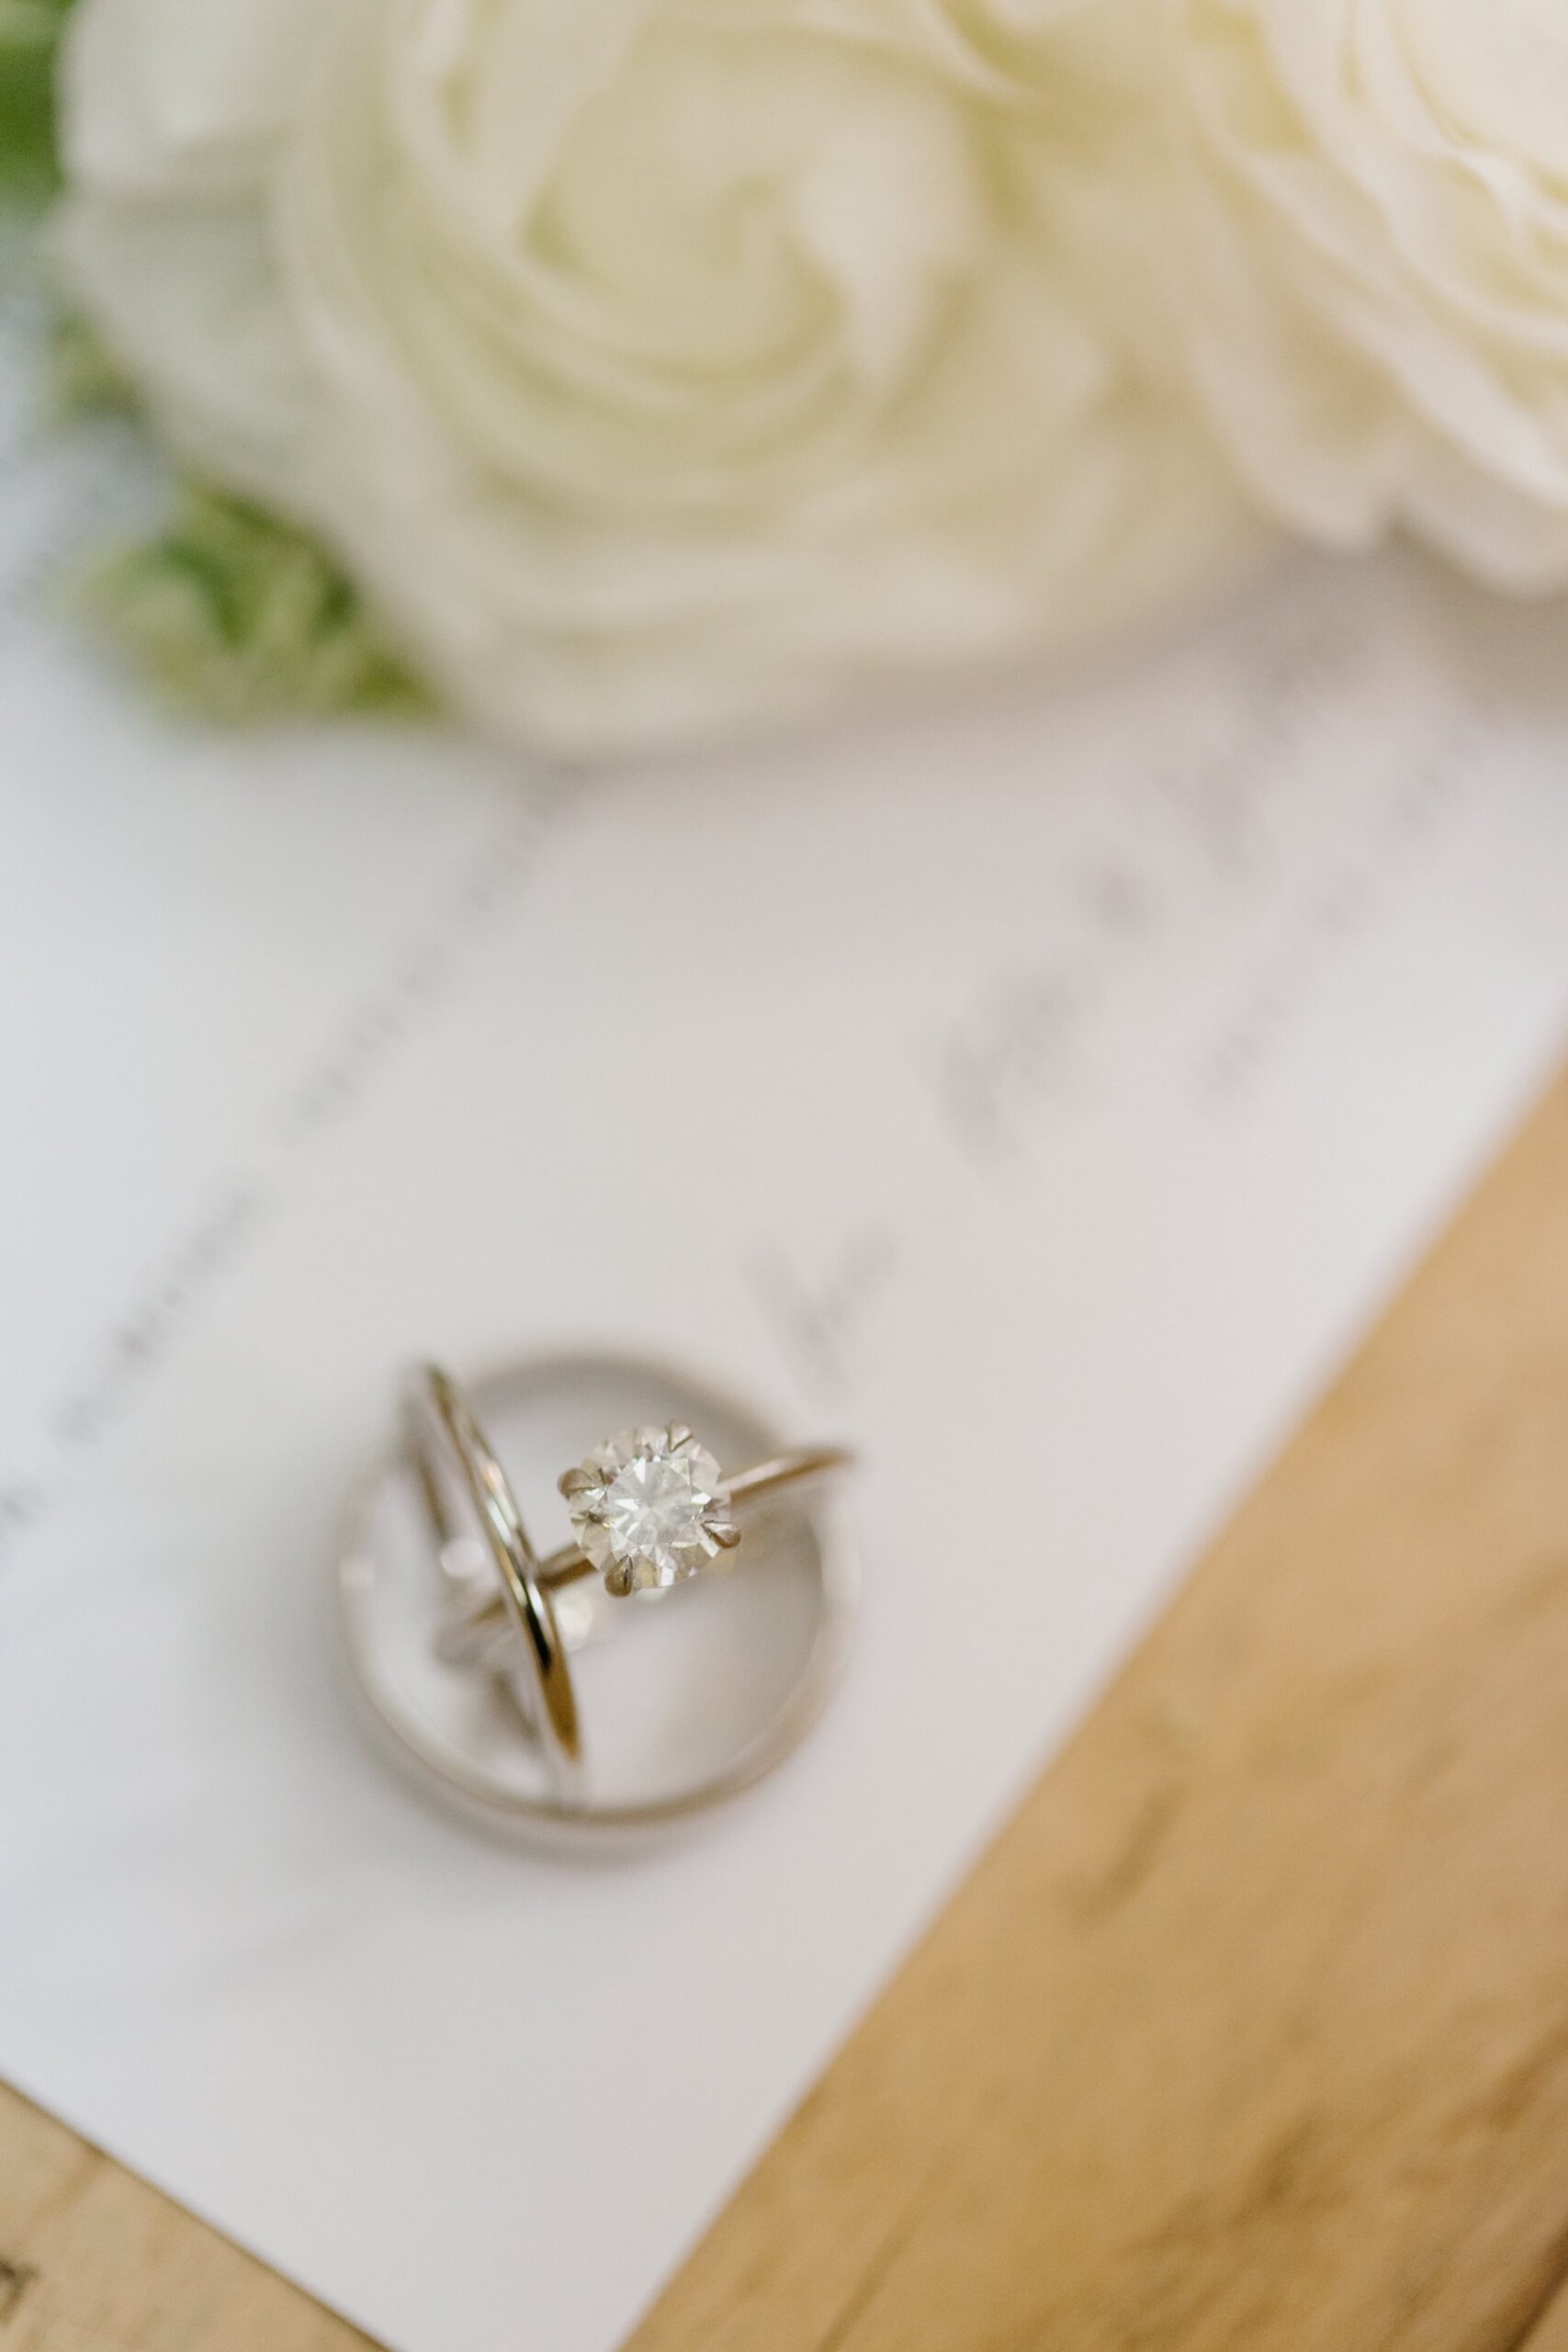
[73,488,436,726]
[0,0,73,204]
[2,7,435,731]
[43,305,136,415]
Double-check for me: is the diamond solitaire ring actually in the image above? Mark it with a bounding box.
[442,1409,852,1638]
[335,1354,856,1840]
[558,1419,851,1595]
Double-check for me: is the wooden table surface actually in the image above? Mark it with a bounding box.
[6,1064,1568,2352]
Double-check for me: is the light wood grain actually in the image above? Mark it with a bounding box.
[632,1061,1568,2352]
[6,1066,1568,2352]
[0,2080,369,2351]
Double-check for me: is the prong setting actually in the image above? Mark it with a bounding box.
[562,1423,733,1595]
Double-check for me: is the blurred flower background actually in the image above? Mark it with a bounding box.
[4,0,1567,756]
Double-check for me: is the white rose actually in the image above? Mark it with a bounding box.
[1137,0,1568,588]
[56,0,1242,757]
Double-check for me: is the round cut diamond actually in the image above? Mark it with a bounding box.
[566,1425,729,1595]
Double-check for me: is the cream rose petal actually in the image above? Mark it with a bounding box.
[62,0,334,195]
[1137,0,1568,589]
[58,0,1247,755]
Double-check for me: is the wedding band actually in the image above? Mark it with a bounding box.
[407,1363,581,1775]
[336,1351,857,1842]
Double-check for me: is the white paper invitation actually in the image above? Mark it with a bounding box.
[4,283,1568,2352]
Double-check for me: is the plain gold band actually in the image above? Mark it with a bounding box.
[407,1363,582,1767]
